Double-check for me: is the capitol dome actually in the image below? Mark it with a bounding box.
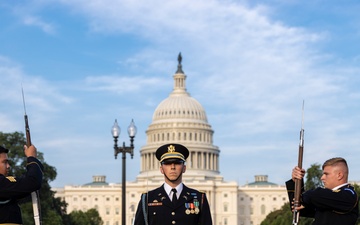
[153,95,208,123]
[137,53,222,182]
[152,59,208,124]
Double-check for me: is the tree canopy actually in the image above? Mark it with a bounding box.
[0,131,103,225]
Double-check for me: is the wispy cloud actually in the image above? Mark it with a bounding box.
[1,0,360,186]
[22,15,56,34]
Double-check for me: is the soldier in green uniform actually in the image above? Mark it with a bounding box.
[286,157,358,225]
[0,144,44,225]
[134,143,213,225]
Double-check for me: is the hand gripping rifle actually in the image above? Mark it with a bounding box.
[293,101,305,225]
[22,88,42,225]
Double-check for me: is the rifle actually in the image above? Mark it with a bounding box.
[293,101,305,225]
[22,88,42,225]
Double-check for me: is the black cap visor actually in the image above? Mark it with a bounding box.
[161,158,184,165]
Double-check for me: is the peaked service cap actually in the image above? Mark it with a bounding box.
[155,143,189,163]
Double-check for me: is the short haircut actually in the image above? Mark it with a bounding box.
[322,157,348,174]
[0,145,9,154]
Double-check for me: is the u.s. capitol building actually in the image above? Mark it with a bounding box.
[54,54,288,225]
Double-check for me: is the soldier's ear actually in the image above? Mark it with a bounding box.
[337,171,344,180]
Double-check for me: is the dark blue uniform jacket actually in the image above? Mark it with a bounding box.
[0,157,44,224]
[286,179,359,225]
[134,184,212,225]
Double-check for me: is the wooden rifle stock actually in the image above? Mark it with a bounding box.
[22,88,42,225]
[293,101,305,225]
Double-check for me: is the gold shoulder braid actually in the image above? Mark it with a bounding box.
[6,176,17,182]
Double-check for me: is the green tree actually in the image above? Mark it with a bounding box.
[304,163,322,190]
[69,209,103,225]
[1,131,103,225]
[260,203,292,225]
[260,202,314,225]
[0,131,67,224]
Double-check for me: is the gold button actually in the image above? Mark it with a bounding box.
[153,212,156,215]
[172,212,175,215]
[172,221,176,224]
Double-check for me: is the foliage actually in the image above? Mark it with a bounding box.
[304,163,322,190]
[260,203,292,225]
[68,209,104,225]
[0,131,103,225]
[260,202,314,225]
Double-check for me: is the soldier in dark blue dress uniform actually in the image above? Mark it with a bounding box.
[0,144,44,225]
[134,143,213,225]
[286,157,359,225]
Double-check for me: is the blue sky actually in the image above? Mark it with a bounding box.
[1,0,360,188]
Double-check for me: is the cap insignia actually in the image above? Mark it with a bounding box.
[168,145,175,153]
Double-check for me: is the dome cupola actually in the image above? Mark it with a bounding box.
[137,53,222,182]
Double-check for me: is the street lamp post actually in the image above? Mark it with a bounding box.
[111,119,137,225]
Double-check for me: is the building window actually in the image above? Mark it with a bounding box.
[130,204,135,212]
[115,197,119,201]
[273,197,277,201]
[106,208,110,215]
[239,206,245,215]
[224,204,228,212]
[261,205,266,215]
[106,197,110,201]
[83,197,87,201]
[224,193,228,197]
[115,207,120,215]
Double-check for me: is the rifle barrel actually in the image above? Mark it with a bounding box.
[22,88,42,225]
[293,101,305,225]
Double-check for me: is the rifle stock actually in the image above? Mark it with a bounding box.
[293,101,305,225]
[22,88,42,225]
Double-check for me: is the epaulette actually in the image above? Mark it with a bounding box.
[6,176,17,182]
